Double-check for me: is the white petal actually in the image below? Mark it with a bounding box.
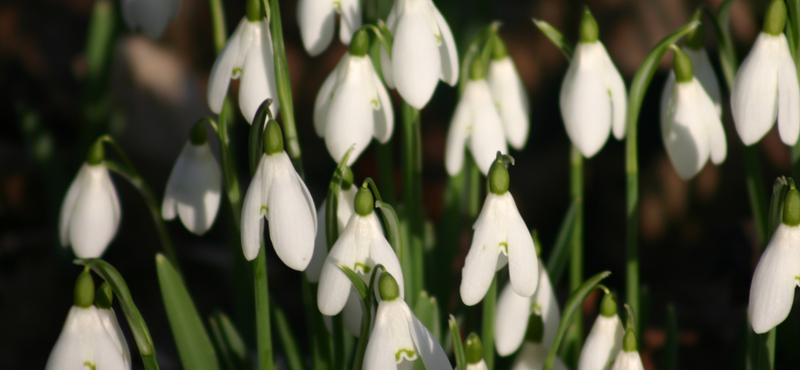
[431,4,458,86]
[684,47,722,116]
[731,33,780,146]
[777,38,800,145]
[308,203,329,283]
[318,215,359,315]
[207,19,246,113]
[467,359,490,370]
[494,282,532,356]
[511,342,567,370]
[560,43,612,158]
[381,47,395,89]
[241,154,268,261]
[504,194,538,297]
[445,92,473,176]
[535,260,560,348]
[407,304,451,370]
[749,223,800,333]
[372,66,395,143]
[98,308,131,369]
[46,306,128,370]
[467,81,508,175]
[167,142,223,235]
[596,42,627,140]
[69,165,121,258]
[578,314,624,370]
[338,0,362,45]
[239,21,280,124]
[487,58,530,150]
[59,164,88,246]
[392,9,441,109]
[610,351,644,370]
[297,0,335,56]
[314,55,349,137]
[368,215,405,298]
[161,144,185,222]
[697,80,727,165]
[661,78,711,180]
[325,60,375,165]
[461,194,502,306]
[364,303,401,370]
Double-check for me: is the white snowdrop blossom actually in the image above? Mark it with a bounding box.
[558,10,627,158]
[610,351,644,370]
[162,132,223,236]
[660,49,726,180]
[60,162,121,259]
[380,0,459,108]
[364,274,451,370]
[487,50,530,151]
[207,16,279,124]
[45,306,130,370]
[297,0,360,56]
[314,31,394,165]
[122,0,179,39]
[468,359,490,370]
[306,186,358,283]
[749,223,800,333]
[683,47,722,116]
[495,260,560,356]
[578,295,625,370]
[97,307,132,369]
[510,342,568,370]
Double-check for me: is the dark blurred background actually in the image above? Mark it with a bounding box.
[1,0,795,368]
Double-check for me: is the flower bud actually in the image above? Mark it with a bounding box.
[341,166,354,190]
[74,271,95,308]
[622,326,637,353]
[95,282,114,309]
[349,29,370,57]
[492,36,508,61]
[246,0,261,22]
[600,292,617,318]
[783,181,800,226]
[579,7,599,44]
[488,160,509,195]
[684,10,704,50]
[354,186,374,216]
[465,333,484,364]
[469,58,486,81]
[190,121,208,146]
[87,139,105,166]
[763,0,787,36]
[524,313,545,344]
[378,272,400,301]
[263,120,285,155]
[672,47,693,83]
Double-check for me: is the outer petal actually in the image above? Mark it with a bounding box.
[380,48,395,89]
[445,94,472,176]
[511,342,568,370]
[535,260,560,348]
[372,66,395,143]
[467,81,508,175]
[318,216,359,315]
[69,166,121,258]
[98,308,132,369]
[314,56,349,137]
[266,154,316,271]
[241,155,268,261]
[406,305,451,370]
[431,4,458,86]
[59,164,88,246]
[610,351,644,370]
[207,19,246,113]
[578,315,624,370]
[696,80,727,165]
[504,194,538,297]
[239,21,280,124]
[392,9,441,109]
[297,0,335,56]
[467,359,490,370]
[364,303,400,370]
[731,33,779,146]
[161,144,187,221]
[777,38,800,145]
[338,0,362,45]
[308,202,329,283]
[749,223,800,333]
[685,47,722,116]
[487,58,530,150]
[172,143,223,235]
[494,282,532,356]
[45,306,128,370]
[661,78,711,180]
[597,42,627,140]
[325,65,375,165]
[461,195,502,306]
[369,221,405,298]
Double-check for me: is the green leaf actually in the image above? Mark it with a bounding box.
[209,311,251,370]
[273,304,306,370]
[248,99,273,174]
[376,200,403,259]
[662,303,678,370]
[75,258,160,370]
[768,177,790,238]
[545,198,579,286]
[156,254,220,370]
[449,315,467,370]
[543,271,611,370]
[532,19,574,60]
[412,291,441,343]
[337,264,369,301]
[702,0,737,88]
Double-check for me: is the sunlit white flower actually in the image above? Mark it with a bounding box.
[45,306,130,370]
[380,0,459,108]
[749,222,800,333]
[97,307,132,369]
[122,0,180,39]
[306,186,358,283]
[495,260,559,356]
[682,47,721,116]
[162,128,223,235]
[364,273,451,370]
[297,0,360,56]
[60,161,121,259]
[558,10,626,158]
[510,342,568,370]
[660,49,726,180]
[314,31,394,165]
[487,39,530,150]
[578,295,624,370]
[468,359,489,370]
[208,16,279,124]
[610,351,644,370]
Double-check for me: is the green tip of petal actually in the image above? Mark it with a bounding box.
[355,186,374,216]
[378,273,400,301]
[246,0,261,22]
[190,121,207,146]
[783,182,800,226]
[350,29,370,57]
[532,230,542,258]
[600,293,617,318]
[465,333,484,364]
[341,167,354,190]
[524,313,545,344]
[763,0,787,36]
[684,10,704,50]
[488,159,510,195]
[263,120,285,155]
[469,58,486,81]
[672,47,693,83]
[579,7,599,43]
[74,271,95,308]
[95,282,114,309]
[622,326,638,352]
[492,36,508,61]
[87,139,105,166]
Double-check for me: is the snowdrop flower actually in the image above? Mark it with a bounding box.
[306,167,357,283]
[46,272,129,370]
[511,341,568,370]
[207,0,279,124]
[122,0,179,39]
[680,16,722,116]
[318,186,404,320]
[731,0,800,146]
[749,183,800,333]
[660,47,726,180]
[297,0,360,56]
[59,141,121,259]
[381,0,459,108]
[578,293,625,370]
[95,282,131,369]
[162,122,223,235]
[461,157,538,306]
[487,37,530,150]
[364,273,451,370]
[495,260,559,356]
[446,59,508,176]
[464,333,489,370]
[559,8,627,158]
[241,121,316,270]
[609,328,644,370]
[314,30,394,165]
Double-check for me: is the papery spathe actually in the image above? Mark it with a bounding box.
[487,56,530,150]
[297,0,361,56]
[162,142,223,235]
[45,306,130,370]
[122,0,180,39]
[748,223,800,333]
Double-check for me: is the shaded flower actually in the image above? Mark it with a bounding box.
[487,37,530,151]
[297,0,360,56]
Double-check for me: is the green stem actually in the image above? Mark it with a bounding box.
[376,142,396,205]
[744,145,769,247]
[208,0,228,53]
[481,276,497,370]
[273,304,306,370]
[254,244,274,370]
[566,146,584,366]
[402,101,424,305]
[302,278,332,370]
[83,0,118,138]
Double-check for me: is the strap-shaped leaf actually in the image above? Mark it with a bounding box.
[449,315,467,370]
[413,291,441,343]
[532,18,574,59]
[702,1,737,88]
[662,304,678,370]
[273,304,305,370]
[337,264,369,301]
[208,311,251,370]
[156,254,220,370]
[545,198,579,286]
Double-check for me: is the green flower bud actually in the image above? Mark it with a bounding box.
[579,7,599,44]
[492,36,508,61]
[246,0,261,22]
[87,139,105,166]
[378,272,400,301]
[488,160,509,195]
[469,58,486,81]
[341,167,355,190]
[190,121,207,146]
[465,333,484,364]
[524,313,545,344]
[783,181,800,226]
[350,29,370,57]
[355,186,374,216]
[263,120,285,155]
[672,47,694,83]
[684,10,704,50]
[763,0,787,36]
[95,282,114,309]
[622,326,637,352]
[74,271,95,308]
[600,292,617,318]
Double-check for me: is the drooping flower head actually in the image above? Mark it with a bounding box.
[660,47,727,180]
[731,0,800,146]
[122,0,180,39]
[559,8,627,158]
[297,0,361,56]
[609,324,644,370]
[487,36,531,151]
[314,30,394,165]
[578,293,625,370]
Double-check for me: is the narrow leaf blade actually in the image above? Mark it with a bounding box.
[532,19,574,59]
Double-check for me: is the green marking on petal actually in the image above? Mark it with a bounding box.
[395,349,417,362]
[434,34,441,45]
[260,205,269,215]
[354,262,372,274]
[233,67,243,77]
[530,302,542,315]
[371,99,379,108]
[84,361,97,370]
[499,242,508,254]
